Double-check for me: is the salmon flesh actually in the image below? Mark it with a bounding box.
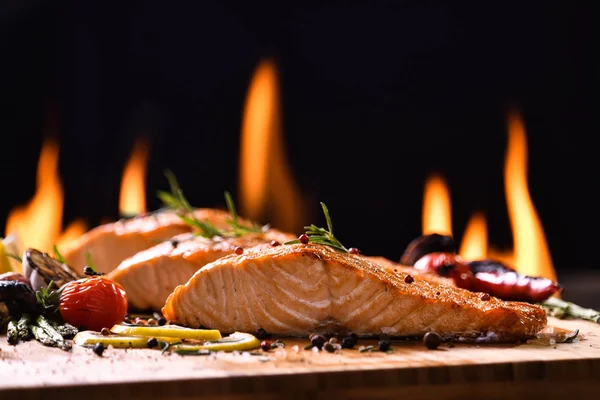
[107,229,295,311]
[162,244,547,342]
[61,209,239,274]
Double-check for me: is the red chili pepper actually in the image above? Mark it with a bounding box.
[413,252,475,290]
[467,260,562,303]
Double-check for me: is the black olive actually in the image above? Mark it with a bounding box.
[423,332,442,350]
[400,234,457,266]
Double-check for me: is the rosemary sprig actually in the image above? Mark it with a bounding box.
[284,202,349,253]
[224,191,264,236]
[541,297,600,323]
[35,281,63,314]
[157,170,226,238]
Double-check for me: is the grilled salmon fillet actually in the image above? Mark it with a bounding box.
[107,229,296,311]
[163,244,546,342]
[61,209,237,274]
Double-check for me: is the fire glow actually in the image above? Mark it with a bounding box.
[4,139,87,254]
[421,110,557,281]
[238,59,304,234]
[119,138,150,217]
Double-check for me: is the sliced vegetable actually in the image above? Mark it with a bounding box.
[73,330,181,348]
[22,248,82,291]
[168,332,260,353]
[110,324,222,341]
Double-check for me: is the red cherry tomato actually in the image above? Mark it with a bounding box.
[59,276,128,332]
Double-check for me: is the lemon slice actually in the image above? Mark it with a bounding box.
[1,234,22,273]
[73,331,181,348]
[0,241,12,274]
[110,324,222,340]
[169,332,260,353]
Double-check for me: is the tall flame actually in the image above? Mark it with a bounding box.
[119,138,149,216]
[424,111,556,280]
[5,139,87,254]
[239,59,304,233]
[421,174,452,236]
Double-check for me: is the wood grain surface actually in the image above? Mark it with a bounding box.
[1,317,599,399]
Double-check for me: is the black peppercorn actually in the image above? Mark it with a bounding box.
[157,317,167,326]
[147,338,158,348]
[310,334,326,350]
[93,342,105,356]
[423,332,442,350]
[378,340,390,352]
[323,342,335,353]
[341,336,357,349]
[100,327,110,336]
[256,328,268,339]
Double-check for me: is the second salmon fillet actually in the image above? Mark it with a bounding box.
[107,229,295,311]
[163,243,546,342]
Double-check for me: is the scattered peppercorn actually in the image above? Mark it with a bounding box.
[100,327,110,336]
[256,328,269,339]
[270,240,280,247]
[147,338,158,348]
[234,246,244,255]
[423,332,442,350]
[404,275,414,284]
[170,239,179,248]
[299,233,309,244]
[324,342,335,353]
[147,318,158,326]
[260,341,271,351]
[93,342,105,356]
[311,334,326,350]
[348,247,360,255]
[480,293,491,301]
[378,340,390,352]
[349,332,358,341]
[157,317,167,326]
[341,335,357,349]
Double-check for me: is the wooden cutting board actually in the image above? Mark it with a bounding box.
[1,317,599,400]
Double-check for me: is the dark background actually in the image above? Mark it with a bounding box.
[1,2,598,303]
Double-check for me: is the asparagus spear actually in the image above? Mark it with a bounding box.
[46,315,78,339]
[7,318,18,344]
[17,313,33,340]
[31,324,58,347]
[35,314,72,350]
[542,297,600,323]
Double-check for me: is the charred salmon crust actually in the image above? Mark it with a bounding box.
[107,229,295,311]
[61,208,238,274]
[162,244,547,343]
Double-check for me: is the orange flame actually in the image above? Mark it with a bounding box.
[4,139,87,256]
[424,111,556,280]
[421,174,452,236]
[119,138,149,216]
[238,59,304,233]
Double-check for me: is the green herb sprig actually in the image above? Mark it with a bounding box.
[158,170,265,239]
[35,281,63,314]
[284,202,349,253]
